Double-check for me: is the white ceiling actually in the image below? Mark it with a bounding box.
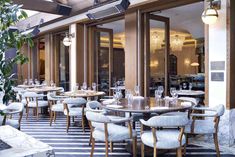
[99,2,204,39]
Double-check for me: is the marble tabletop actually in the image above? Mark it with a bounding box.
[0,125,55,157]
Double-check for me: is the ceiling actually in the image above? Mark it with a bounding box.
[99,2,204,39]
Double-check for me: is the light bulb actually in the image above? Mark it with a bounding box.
[202,8,218,25]
[63,35,72,46]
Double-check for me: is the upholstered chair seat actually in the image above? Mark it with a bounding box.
[141,129,186,149]
[140,115,189,157]
[184,104,225,157]
[63,97,87,132]
[93,123,137,142]
[86,111,137,157]
[47,93,68,126]
[0,102,24,130]
[23,92,48,120]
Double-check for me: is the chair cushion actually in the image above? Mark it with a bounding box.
[28,101,48,107]
[141,129,185,149]
[51,103,64,112]
[6,119,19,129]
[64,107,84,116]
[21,99,27,105]
[184,119,215,134]
[93,123,136,142]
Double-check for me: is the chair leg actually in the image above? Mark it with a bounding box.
[53,112,56,122]
[183,144,186,156]
[105,140,109,157]
[213,133,221,157]
[141,142,145,157]
[153,147,157,157]
[72,116,75,122]
[26,107,29,120]
[36,107,39,121]
[177,147,182,157]
[132,137,137,157]
[110,142,113,152]
[50,111,53,126]
[90,138,95,157]
[82,115,85,133]
[89,132,92,146]
[66,116,70,133]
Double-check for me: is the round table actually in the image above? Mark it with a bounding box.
[63,90,105,100]
[102,97,192,115]
[17,84,43,89]
[26,86,62,93]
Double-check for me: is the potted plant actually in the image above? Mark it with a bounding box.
[0,0,33,122]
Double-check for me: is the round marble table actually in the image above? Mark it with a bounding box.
[26,86,63,93]
[102,97,192,114]
[17,84,43,89]
[63,90,105,98]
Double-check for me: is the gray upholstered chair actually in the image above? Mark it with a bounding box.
[86,111,137,157]
[23,92,48,120]
[86,101,106,113]
[63,97,87,132]
[0,102,24,130]
[47,93,67,126]
[184,104,225,157]
[140,115,189,157]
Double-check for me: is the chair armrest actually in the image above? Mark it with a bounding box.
[109,116,132,124]
[192,106,216,112]
[190,112,217,118]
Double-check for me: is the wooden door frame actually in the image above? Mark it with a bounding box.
[144,13,170,97]
[88,27,113,95]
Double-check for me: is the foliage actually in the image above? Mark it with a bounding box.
[0,0,33,105]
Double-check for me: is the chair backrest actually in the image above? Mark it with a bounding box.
[86,101,102,110]
[23,92,39,98]
[178,97,198,106]
[86,111,110,124]
[47,93,57,101]
[140,115,189,128]
[213,104,225,117]
[63,97,87,107]
[6,102,24,113]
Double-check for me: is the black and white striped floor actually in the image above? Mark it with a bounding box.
[19,113,235,157]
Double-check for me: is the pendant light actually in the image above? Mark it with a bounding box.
[201,0,220,25]
[63,32,72,47]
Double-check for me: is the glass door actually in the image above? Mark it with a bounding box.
[93,27,113,95]
[144,13,170,97]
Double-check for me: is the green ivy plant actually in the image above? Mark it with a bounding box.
[0,0,33,106]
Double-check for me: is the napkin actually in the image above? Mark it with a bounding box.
[102,99,116,105]
[106,105,123,109]
[181,102,192,107]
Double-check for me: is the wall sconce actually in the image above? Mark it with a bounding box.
[184,59,191,66]
[63,32,74,46]
[201,0,221,25]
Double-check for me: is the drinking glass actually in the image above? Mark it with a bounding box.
[127,93,133,105]
[72,85,78,92]
[82,82,87,90]
[155,90,162,105]
[23,79,28,85]
[189,83,193,90]
[157,86,164,97]
[170,87,176,97]
[125,89,131,98]
[29,79,33,85]
[182,83,187,90]
[42,80,47,86]
[76,83,79,90]
[92,82,96,91]
[35,79,40,85]
[50,80,55,87]
[134,85,140,96]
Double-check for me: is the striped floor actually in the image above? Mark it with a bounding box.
[18,113,235,157]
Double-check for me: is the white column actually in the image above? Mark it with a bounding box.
[69,24,77,91]
[207,0,235,146]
